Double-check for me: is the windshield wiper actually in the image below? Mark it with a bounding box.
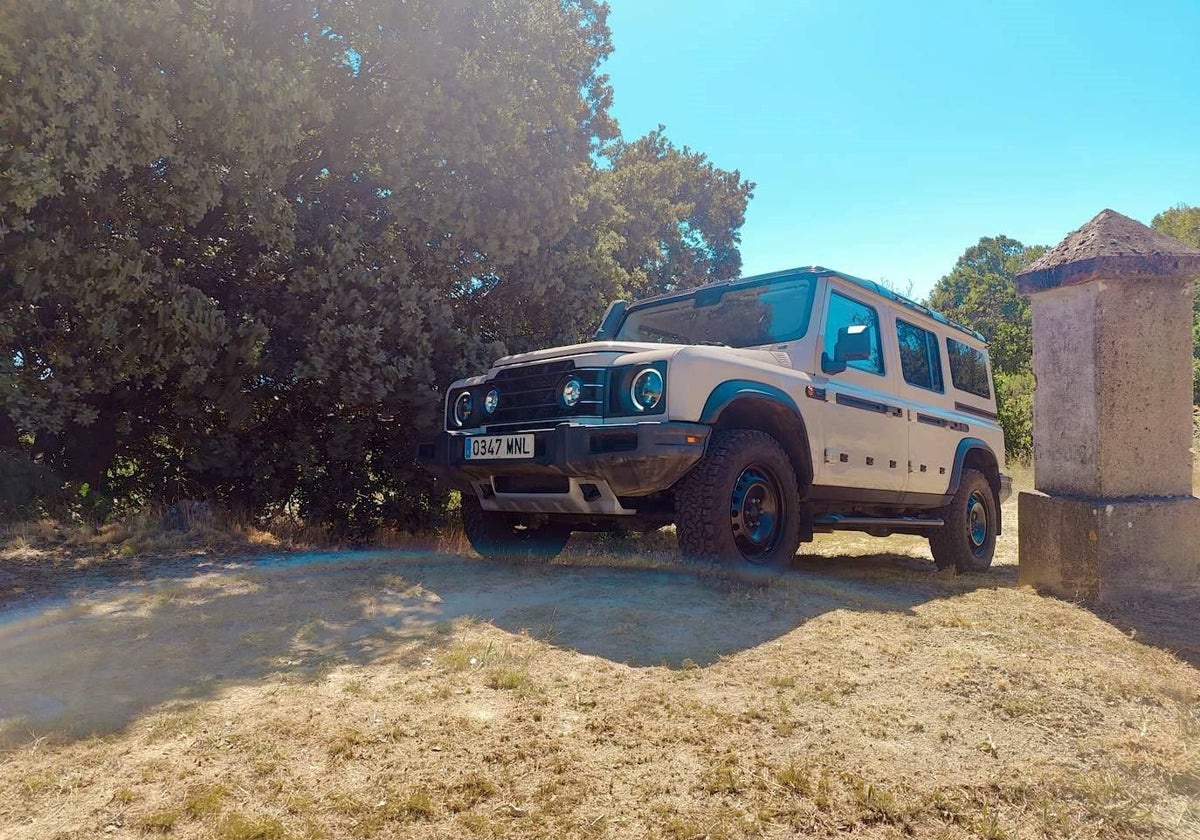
[631,325,728,346]
[638,325,690,343]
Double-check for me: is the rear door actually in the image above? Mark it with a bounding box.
[893,317,961,495]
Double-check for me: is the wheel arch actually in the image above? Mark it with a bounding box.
[699,381,814,491]
[949,438,1002,534]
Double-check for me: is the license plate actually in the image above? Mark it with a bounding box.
[464,434,535,460]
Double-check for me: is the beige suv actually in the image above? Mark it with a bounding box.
[419,266,1011,576]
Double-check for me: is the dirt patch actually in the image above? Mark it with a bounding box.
[1,497,1198,839]
[0,552,859,741]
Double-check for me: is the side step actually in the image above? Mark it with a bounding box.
[813,514,944,531]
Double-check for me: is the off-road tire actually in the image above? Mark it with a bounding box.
[929,468,997,572]
[460,493,570,562]
[674,429,802,579]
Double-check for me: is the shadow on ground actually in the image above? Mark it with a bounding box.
[0,547,1012,746]
[1096,598,1200,669]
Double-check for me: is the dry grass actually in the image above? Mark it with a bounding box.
[1,477,1198,839]
[0,506,470,607]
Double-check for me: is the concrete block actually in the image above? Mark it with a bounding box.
[1019,491,1200,603]
[1030,284,1100,495]
[1018,492,1101,601]
[1020,209,1200,499]
[1029,277,1196,498]
[1094,278,1196,497]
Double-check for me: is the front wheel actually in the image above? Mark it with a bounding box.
[674,429,802,579]
[929,468,997,572]
[460,493,570,562]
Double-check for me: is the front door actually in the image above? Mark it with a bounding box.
[811,287,908,492]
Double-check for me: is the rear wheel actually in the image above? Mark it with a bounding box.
[460,493,570,562]
[929,468,997,572]
[674,429,802,579]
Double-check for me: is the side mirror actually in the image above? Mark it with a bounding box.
[821,324,872,374]
[593,300,628,341]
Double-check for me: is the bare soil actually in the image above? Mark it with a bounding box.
[1,494,1198,839]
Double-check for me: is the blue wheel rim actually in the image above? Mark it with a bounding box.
[968,491,988,550]
[730,464,782,562]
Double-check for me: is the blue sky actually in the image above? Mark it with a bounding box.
[603,0,1200,298]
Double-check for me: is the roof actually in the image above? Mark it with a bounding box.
[627,265,987,343]
[1016,209,1200,293]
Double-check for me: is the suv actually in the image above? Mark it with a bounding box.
[418,266,1012,575]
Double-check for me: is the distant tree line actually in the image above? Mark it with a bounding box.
[927,204,1200,461]
[0,0,752,528]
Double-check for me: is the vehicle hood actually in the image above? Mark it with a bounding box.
[492,341,682,368]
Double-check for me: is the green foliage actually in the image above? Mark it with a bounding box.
[0,0,753,529]
[0,450,60,519]
[459,127,754,354]
[1151,204,1200,246]
[994,372,1034,462]
[927,236,1046,460]
[1150,204,1200,404]
[927,236,1046,378]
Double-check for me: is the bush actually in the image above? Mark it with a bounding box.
[0,1,750,533]
[995,372,1033,464]
[0,451,61,520]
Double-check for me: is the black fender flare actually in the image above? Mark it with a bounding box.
[948,437,1003,533]
[699,380,814,487]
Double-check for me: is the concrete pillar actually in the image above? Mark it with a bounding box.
[1016,209,1200,603]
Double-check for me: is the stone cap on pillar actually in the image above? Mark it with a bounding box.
[1016,208,1200,295]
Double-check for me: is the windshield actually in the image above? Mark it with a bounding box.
[614,275,817,347]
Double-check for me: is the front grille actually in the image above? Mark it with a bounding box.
[485,360,605,429]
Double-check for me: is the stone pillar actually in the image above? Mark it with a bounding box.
[1016,209,1200,603]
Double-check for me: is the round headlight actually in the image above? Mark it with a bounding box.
[453,391,474,427]
[630,368,664,411]
[484,388,499,415]
[560,376,583,408]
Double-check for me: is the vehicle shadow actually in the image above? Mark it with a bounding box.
[0,548,1013,747]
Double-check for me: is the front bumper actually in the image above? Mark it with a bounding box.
[416,421,710,499]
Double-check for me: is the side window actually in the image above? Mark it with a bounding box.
[897,319,944,392]
[946,338,991,398]
[823,291,884,376]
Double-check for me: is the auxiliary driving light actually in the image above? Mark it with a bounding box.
[560,376,583,408]
[484,388,499,414]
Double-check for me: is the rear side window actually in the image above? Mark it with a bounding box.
[823,292,884,375]
[946,338,991,398]
[897,319,944,392]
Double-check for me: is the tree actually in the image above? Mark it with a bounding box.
[1152,204,1200,247]
[1150,204,1200,405]
[927,236,1048,460]
[927,236,1046,378]
[462,128,755,354]
[0,0,753,529]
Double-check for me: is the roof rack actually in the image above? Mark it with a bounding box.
[810,266,986,343]
[631,266,986,343]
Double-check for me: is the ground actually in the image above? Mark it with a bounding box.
[1,487,1198,839]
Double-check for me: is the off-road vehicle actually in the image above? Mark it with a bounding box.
[418,266,1012,575]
